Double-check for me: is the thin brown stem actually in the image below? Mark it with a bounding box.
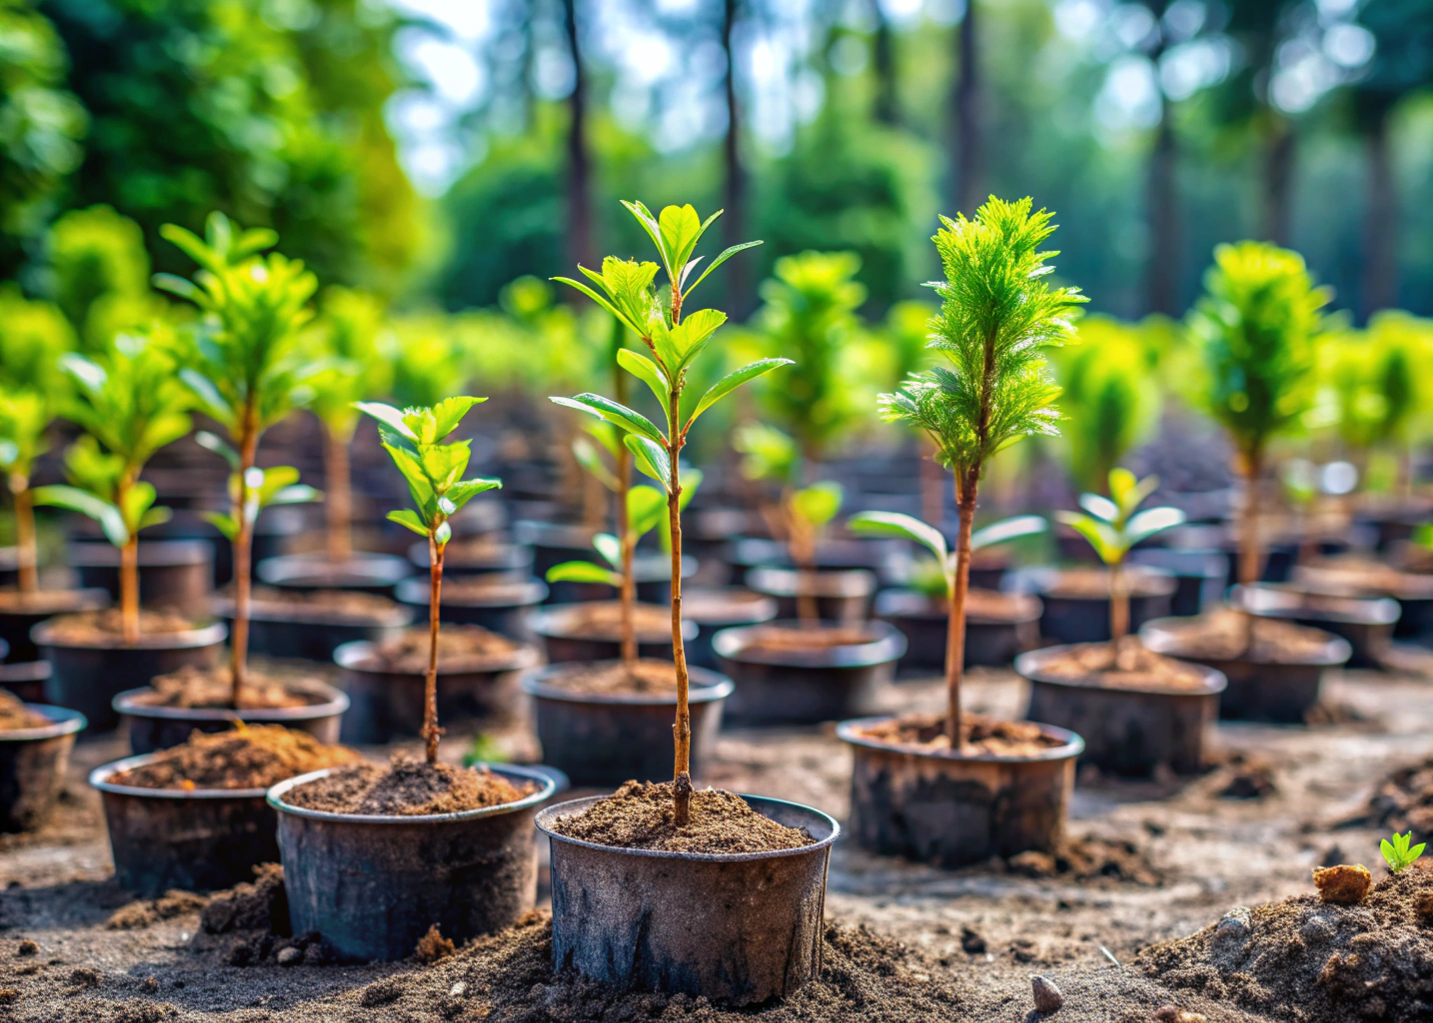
[667,391,692,825]
[323,424,353,564]
[229,401,260,707]
[1237,449,1263,656]
[947,471,978,747]
[120,534,140,646]
[11,479,37,594]
[424,535,445,765]
[1109,559,1129,645]
[615,365,636,673]
[787,500,819,627]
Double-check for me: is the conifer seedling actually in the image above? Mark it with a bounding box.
[551,199,790,824]
[356,398,501,765]
[877,197,1085,744]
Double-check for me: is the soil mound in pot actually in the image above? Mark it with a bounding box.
[1033,641,1215,691]
[231,585,397,621]
[40,608,201,643]
[0,689,49,730]
[349,625,521,673]
[857,713,1066,758]
[1361,755,1433,835]
[541,659,678,696]
[738,624,877,654]
[109,724,360,790]
[135,665,315,710]
[1148,608,1337,662]
[553,601,672,640]
[549,778,814,854]
[1043,567,1170,599]
[1137,865,1433,1023]
[281,755,531,815]
[442,577,539,601]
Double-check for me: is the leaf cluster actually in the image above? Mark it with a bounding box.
[0,388,52,484]
[850,510,1047,600]
[1380,830,1425,873]
[546,468,702,588]
[0,284,76,394]
[1317,311,1432,453]
[1055,469,1185,567]
[44,204,158,351]
[32,435,171,548]
[194,432,320,540]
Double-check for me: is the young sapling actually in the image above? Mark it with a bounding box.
[1381,830,1425,873]
[0,390,52,595]
[356,397,501,764]
[551,199,790,824]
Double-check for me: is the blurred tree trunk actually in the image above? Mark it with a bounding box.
[949,0,981,215]
[1361,112,1397,318]
[1145,110,1179,315]
[1260,116,1295,247]
[871,0,898,126]
[563,0,593,270]
[722,0,748,314]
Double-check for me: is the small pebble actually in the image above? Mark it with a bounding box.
[1313,863,1371,904]
[450,981,466,997]
[276,946,303,966]
[1301,913,1336,943]
[15,940,37,958]
[1214,906,1251,941]
[1154,1007,1206,1023]
[1031,975,1064,1014]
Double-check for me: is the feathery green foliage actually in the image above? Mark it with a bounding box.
[44,205,157,351]
[0,284,76,393]
[1319,312,1431,458]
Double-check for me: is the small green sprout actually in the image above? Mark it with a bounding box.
[852,511,1047,608]
[1381,830,1425,874]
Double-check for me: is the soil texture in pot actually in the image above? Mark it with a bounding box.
[224,586,399,622]
[281,756,532,815]
[542,659,678,696]
[441,577,542,602]
[1040,566,1172,599]
[736,624,878,655]
[549,600,672,640]
[1296,556,1433,599]
[348,625,521,673]
[39,608,201,643]
[1031,641,1220,691]
[108,725,360,790]
[855,713,1066,758]
[546,778,814,854]
[0,689,49,730]
[1146,608,1339,662]
[1137,865,1433,1023]
[135,665,317,710]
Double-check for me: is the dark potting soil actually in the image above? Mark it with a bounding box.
[1361,754,1433,835]
[225,585,398,622]
[39,609,202,643]
[136,665,315,710]
[1137,863,1433,1023]
[105,891,208,931]
[0,689,49,730]
[349,625,521,673]
[109,725,361,791]
[542,659,678,696]
[857,713,1066,758]
[1042,567,1170,600]
[201,863,288,936]
[738,623,878,655]
[440,577,539,602]
[556,601,672,640]
[1297,557,1433,600]
[1149,608,1337,663]
[280,756,531,815]
[1033,641,1215,691]
[549,779,814,854]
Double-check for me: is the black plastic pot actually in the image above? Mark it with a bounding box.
[256,551,413,597]
[395,576,548,639]
[682,587,778,671]
[270,763,557,962]
[1235,584,1400,670]
[874,588,1041,670]
[0,659,49,704]
[407,538,533,578]
[70,539,214,606]
[0,588,110,663]
[727,536,910,586]
[215,593,413,662]
[837,717,1083,867]
[744,566,876,623]
[35,619,227,732]
[1140,615,1351,723]
[91,753,281,895]
[1016,645,1225,776]
[334,639,540,744]
[1013,566,1176,644]
[1292,562,1433,640]
[529,601,697,664]
[683,508,756,585]
[539,793,838,1006]
[0,547,16,589]
[521,663,733,786]
[713,619,906,725]
[0,704,85,832]
[546,552,699,606]
[512,520,597,583]
[1129,549,1228,617]
[113,680,350,755]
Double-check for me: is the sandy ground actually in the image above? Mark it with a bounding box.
[1,653,1431,1021]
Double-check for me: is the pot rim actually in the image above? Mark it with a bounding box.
[91,752,274,800]
[711,619,907,668]
[266,762,558,823]
[1014,643,1228,698]
[518,662,735,706]
[528,602,700,643]
[256,551,414,588]
[212,594,413,628]
[0,703,86,741]
[111,681,351,722]
[1011,564,1178,600]
[67,537,212,567]
[1138,614,1354,667]
[745,565,877,598]
[873,586,1043,624]
[32,618,228,652]
[835,715,1085,763]
[535,792,840,863]
[333,638,543,677]
[1233,584,1402,626]
[394,576,548,609]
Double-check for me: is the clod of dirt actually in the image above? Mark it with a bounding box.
[1154,1008,1207,1023]
[107,1000,177,1022]
[415,923,456,963]
[109,724,360,790]
[16,939,37,957]
[105,890,207,930]
[200,864,289,936]
[358,976,407,1007]
[68,966,102,988]
[548,779,815,854]
[1362,754,1433,834]
[0,989,16,1005]
[1208,751,1277,799]
[0,689,49,730]
[351,624,522,673]
[281,755,531,815]
[1138,864,1433,1022]
[1313,864,1371,904]
[1031,974,1064,1013]
[1007,836,1162,886]
[961,927,987,954]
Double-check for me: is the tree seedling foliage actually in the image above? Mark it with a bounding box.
[1381,830,1425,874]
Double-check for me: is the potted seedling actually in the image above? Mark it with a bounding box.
[535,200,837,1006]
[1140,242,1351,723]
[836,197,1088,868]
[269,397,556,963]
[1014,470,1227,777]
[29,335,227,732]
[860,512,1046,671]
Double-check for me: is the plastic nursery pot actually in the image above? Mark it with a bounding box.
[538,793,838,1006]
[91,753,282,895]
[214,592,413,663]
[69,539,215,606]
[1013,566,1177,645]
[270,763,556,963]
[0,705,86,832]
[874,589,1042,671]
[333,639,541,744]
[681,587,778,671]
[406,537,533,578]
[544,552,697,607]
[0,588,110,664]
[683,508,757,585]
[395,576,548,639]
[528,601,698,664]
[0,660,50,704]
[1235,584,1400,670]
[35,619,227,733]
[512,519,598,584]
[713,619,906,725]
[727,536,911,587]
[837,717,1083,867]
[744,566,877,623]
[113,680,350,756]
[1129,549,1228,618]
[255,551,413,597]
[1016,646,1225,777]
[520,663,733,786]
[1139,615,1351,724]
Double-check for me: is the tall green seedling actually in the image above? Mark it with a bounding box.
[551,200,790,823]
[356,398,501,764]
[879,197,1085,745]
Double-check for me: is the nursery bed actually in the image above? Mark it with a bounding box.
[3,658,1433,1021]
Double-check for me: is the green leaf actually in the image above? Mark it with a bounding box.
[195,431,240,471]
[849,511,948,566]
[616,349,671,415]
[446,477,502,511]
[1055,511,1122,564]
[355,401,418,442]
[684,240,763,297]
[790,482,843,530]
[619,200,665,264]
[667,308,726,368]
[138,506,173,531]
[119,481,158,533]
[430,396,485,438]
[685,358,793,432]
[180,369,234,426]
[545,561,623,588]
[1078,493,1120,524]
[627,485,667,540]
[593,533,622,571]
[33,485,128,547]
[624,434,671,490]
[969,514,1048,553]
[387,509,430,537]
[573,436,618,492]
[202,510,239,540]
[677,465,702,512]
[658,204,704,278]
[550,394,666,446]
[550,276,643,337]
[1125,507,1185,547]
[421,440,471,493]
